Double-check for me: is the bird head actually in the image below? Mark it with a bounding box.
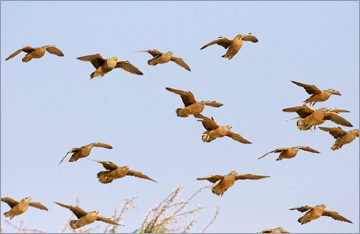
[319,107,328,112]
[319,204,326,209]
[225,125,232,130]
[111,56,118,61]
[200,101,206,106]
[353,129,359,137]
[235,34,243,39]
[327,89,341,95]
[22,197,31,202]
[168,51,174,55]
[293,147,301,151]
[229,171,238,175]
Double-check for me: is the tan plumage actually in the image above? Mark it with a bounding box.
[258,227,290,233]
[195,114,251,143]
[290,204,352,224]
[59,142,113,165]
[137,50,191,71]
[89,159,157,184]
[166,87,223,117]
[197,171,269,196]
[1,197,48,219]
[291,81,341,106]
[200,33,258,59]
[5,45,64,62]
[282,105,352,130]
[54,202,120,229]
[319,127,359,150]
[77,54,143,79]
[258,146,320,161]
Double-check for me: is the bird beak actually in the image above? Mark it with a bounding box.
[331,90,341,95]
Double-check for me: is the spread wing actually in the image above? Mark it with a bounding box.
[226,131,252,144]
[96,216,122,225]
[235,174,270,180]
[170,56,191,71]
[165,87,196,106]
[59,147,81,165]
[197,175,224,183]
[204,101,223,107]
[291,81,321,94]
[241,34,258,42]
[116,60,143,75]
[327,108,350,113]
[319,127,347,139]
[289,205,313,212]
[324,113,353,127]
[258,148,287,160]
[282,105,314,118]
[29,202,48,211]
[45,46,64,56]
[54,202,87,219]
[126,170,157,183]
[322,210,352,223]
[88,142,113,149]
[195,114,219,130]
[298,146,320,153]
[1,197,19,208]
[77,54,106,68]
[136,50,163,57]
[88,159,118,170]
[200,37,233,50]
[5,46,35,60]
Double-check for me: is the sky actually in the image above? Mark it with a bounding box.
[1,1,359,233]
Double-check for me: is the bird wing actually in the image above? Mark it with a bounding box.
[195,114,219,130]
[282,105,314,118]
[204,101,223,108]
[77,54,106,68]
[1,197,19,208]
[59,147,81,165]
[88,142,113,149]
[298,146,320,153]
[54,202,87,219]
[200,37,233,50]
[116,60,143,75]
[327,108,350,113]
[96,216,121,225]
[88,159,118,170]
[319,127,347,139]
[258,148,287,160]
[5,46,35,60]
[170,56,191,71]
[324,113,353,127]
[29,202,48,211]
[226,131,252,144]
[289,205,313,212]
[126,170,157,183]
[241,34,258,42]
[136,50,163,57]
[235,174,270,180]
[291,81,321,94]
[165,87,197,106]
[322,210,352,223]
[197,175,224,183]
[45,46,64,56]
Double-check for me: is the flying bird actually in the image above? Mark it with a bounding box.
[89,159,157,184]
[319,127,359,150]
[200,33,258,59]
[77,54,143,79]
[195,114,251,143]
[5,45,64,62]
[59,142,113,165]
[258,227,290,233]
[282,105,352,130]
[291,81,341,106]
[54,202,120,229]
[1,197,48,219]
[136,50,191,71]
[290,204,352,225]
[197,171,269,196]
[258,146,320,161]
[165,87,223,117]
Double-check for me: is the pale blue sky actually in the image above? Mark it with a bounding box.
[1,1,359,233]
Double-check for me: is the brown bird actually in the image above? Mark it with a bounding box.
[77,54,143,79]
[282,105,352,130]
[1,197,48,219]
[258,146,320,161]
[258,227,290,233]
[200,33,258,59]
[166,87,223,117]
[59,142,113,165]
[136,50,191,71]
[5,45,64,62]
[195,114,251,143]
[319,127,359,150]
[197,171,269,196]
[54,202,120,229]
[89,159,157,184]
[290,204,352,225]
[291,81,341,106]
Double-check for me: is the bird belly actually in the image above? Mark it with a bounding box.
[306,92,330,103]
[278,151,297,160]
[223,42,242,59]
[332,134,356,150]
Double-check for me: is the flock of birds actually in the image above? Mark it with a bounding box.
[2,33,358,233]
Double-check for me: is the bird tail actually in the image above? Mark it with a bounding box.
[298,217,310,225]
[147,59,157,66]
[211,187,224,196]
[97,171,113,184]
[201,132,216,142]
[22,55,32,63]
[331,143,341,150]
[91,67,106,79]
[4,211,13,219]
[296,119,312,131]
[70,220,80,229]
[176,108,188,117]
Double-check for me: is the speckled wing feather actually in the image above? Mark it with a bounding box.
[322,210,352,223]
[282,105,314,118]
[319,127,347,139]
[197,175,224,183]
[54,202,87,219]
[227,131,252,144]
[45,46,64,56]
[298,146,320,153]
[291,81,321,94]
[88,142,113,149]
[166,87,197,106]
[235,174,269,180]
[29,202,48,211]
[241,34,258,42]
[126,170,157,183]
[200,37,233,50]
[5,46,35,60]
[324,113,353,127]
[289,205,313,212]
[88,159,118,170]
[170,56,191,71]
[96,216,121,225]
[59,147,81,165]
[77,54,106,69]
[116,61,143,75]
[1,197,19,208]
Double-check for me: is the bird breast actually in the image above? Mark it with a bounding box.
[105,59,117,69]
